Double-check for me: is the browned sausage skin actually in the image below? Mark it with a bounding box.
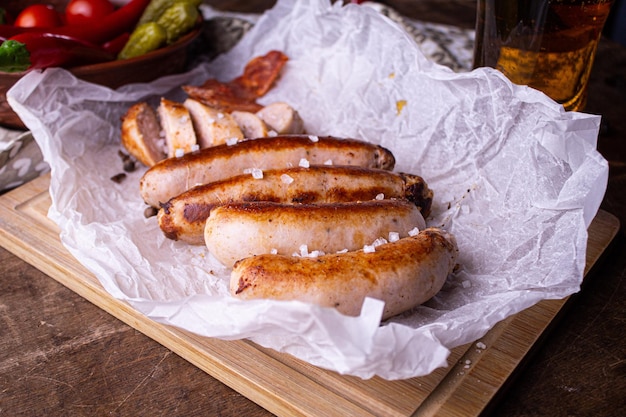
[120,102,165,167]
[139,135,396,208]
[230,228,458,320]
[204,199,426,268]
[158,165,433,244]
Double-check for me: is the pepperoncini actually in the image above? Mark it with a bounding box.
[117,22,167,60]
[118,0,200,59]
[138,0,202,25]
[156,2,199,44]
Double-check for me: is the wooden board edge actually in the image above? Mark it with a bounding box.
[414,209,621,416]
[0,175,620,417]
[0,176,385,417]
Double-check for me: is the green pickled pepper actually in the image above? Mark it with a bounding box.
[138,0,202,25]
[118,0,200,60]
[156,2,200,44]
[117,22,168,60]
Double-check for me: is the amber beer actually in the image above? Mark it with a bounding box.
[473,0,613,111]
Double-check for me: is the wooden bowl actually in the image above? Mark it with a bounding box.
[0,25,202,130]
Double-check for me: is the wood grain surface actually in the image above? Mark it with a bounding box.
[0,176,619,417]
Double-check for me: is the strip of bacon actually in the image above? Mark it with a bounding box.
[182,50,288,113]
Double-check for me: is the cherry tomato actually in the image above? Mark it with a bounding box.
[14,4,63,28]
[65,0,115,26]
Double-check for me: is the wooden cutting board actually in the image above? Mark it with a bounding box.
[0,173,619,417]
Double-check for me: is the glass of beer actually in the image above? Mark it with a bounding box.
[473,0,614,111]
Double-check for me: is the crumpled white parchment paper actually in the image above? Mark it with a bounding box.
[7,0,608,380]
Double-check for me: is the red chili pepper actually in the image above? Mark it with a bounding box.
[58,0,151,44]
[0,25,27,42]
[0,0,150,45]
[102,32,130,56]
[0,32,115,72]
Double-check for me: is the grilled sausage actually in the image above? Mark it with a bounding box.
[230,228,458,320]
[120,102,166,167]
[184,98,244,147]
[231,110,269,139]
[256,102,304,135]
[204,199,425,267]
[159,166,433,244]
[140,135,396,207]
[158,98,198,158]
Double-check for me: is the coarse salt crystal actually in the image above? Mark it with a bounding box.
[191,144,200,152]
[388,231,400,242]
[226,137,238,146]
[408,227,420,236]
[324,159,333,165]
[217,112,224,119]
[476,342,487,350]
[299,244,309,257]
[299,158,310,168]
[375,193,385,200]
[175,148,185,158]
[207,118,215,124]
[308,250,322,258]
[308,135,319,142]
[281,174,294,184]
[243,168,263,179]
[270,248,278,255]
[268,130,278,137]
[372,237,388,247]
[242,167,263,179]
[336,248,349,254]
[363,244,376,253]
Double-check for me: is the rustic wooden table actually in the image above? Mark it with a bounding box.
[1,1,624,416]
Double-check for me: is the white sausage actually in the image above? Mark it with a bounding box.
[231,228,458,320]
[205,199,425,267]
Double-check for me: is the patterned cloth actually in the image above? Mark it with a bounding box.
[371,3,475,72]
[0,3,474,193]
